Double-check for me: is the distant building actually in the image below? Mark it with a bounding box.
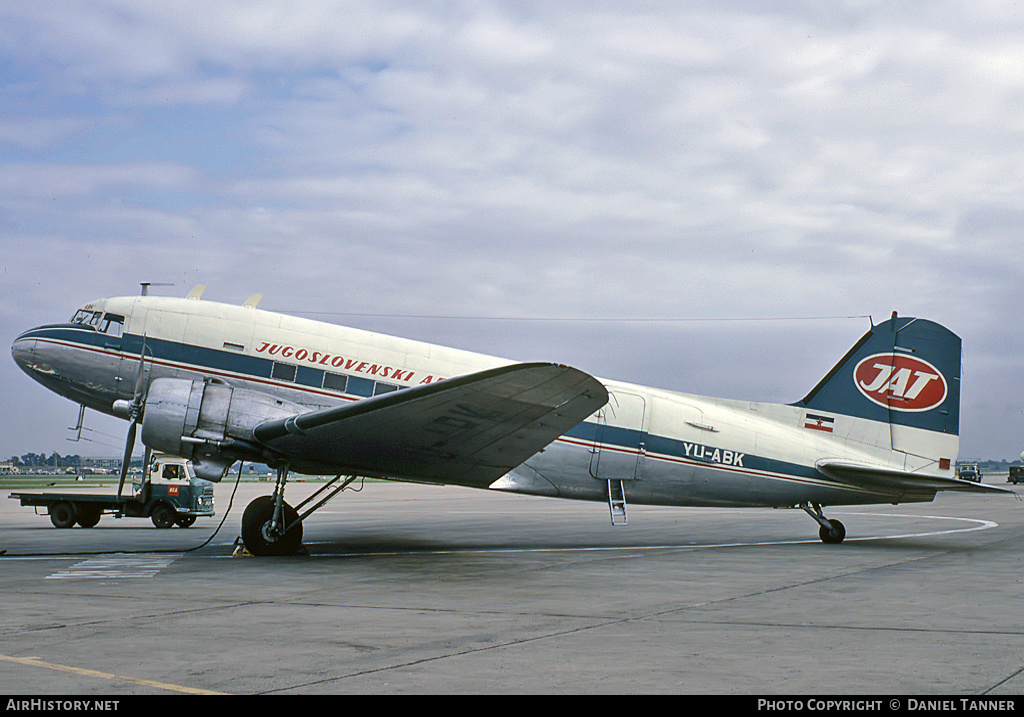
[84,457,124,470]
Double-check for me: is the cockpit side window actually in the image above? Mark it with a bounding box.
[98,314,125,337]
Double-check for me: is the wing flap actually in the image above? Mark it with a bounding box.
[816,459,1016,495]
[253,362,608,487]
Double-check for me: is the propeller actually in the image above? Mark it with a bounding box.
[116,337,149,499]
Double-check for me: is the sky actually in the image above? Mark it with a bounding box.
[1,1,1022,462]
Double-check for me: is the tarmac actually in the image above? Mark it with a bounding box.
[1,474,1023,696]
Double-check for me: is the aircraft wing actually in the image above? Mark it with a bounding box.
[815,459,1017,496]
[252,362,609,487]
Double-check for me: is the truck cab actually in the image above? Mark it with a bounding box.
[956,463,982,483]
[135,454,216,527]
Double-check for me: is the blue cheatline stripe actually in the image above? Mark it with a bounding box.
[21,327,370,402]
[560,420,837,489]
[119,332,273,380]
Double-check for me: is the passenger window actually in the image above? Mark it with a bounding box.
[271,362,297,382]
[323,372,348,392]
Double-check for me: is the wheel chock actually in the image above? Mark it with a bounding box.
[231,536,252,557]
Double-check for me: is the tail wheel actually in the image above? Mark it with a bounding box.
[241,496,303,556]
[819,518,846,544]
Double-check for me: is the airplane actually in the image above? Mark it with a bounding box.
[11,286,1013,555]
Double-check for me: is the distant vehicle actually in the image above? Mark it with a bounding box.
[1008,467,1024,485]
[956,464,982,483]
[9,454,214,528]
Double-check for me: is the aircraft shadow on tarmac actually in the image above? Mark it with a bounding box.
[286,514,1000,558]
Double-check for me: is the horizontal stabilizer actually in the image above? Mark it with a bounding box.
[253,362,609,487]
[816,459,1016,496]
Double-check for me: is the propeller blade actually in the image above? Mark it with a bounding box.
[118,335,149,500]
[131,336,149,408]
[117,420,137,499]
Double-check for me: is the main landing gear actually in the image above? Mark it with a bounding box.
[240,464,360,556]
[801,502,846,544]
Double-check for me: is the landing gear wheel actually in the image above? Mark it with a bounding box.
[819,518,846,544]
[151,504,175,529]
[50,501,76,529]
[241,495,303,556]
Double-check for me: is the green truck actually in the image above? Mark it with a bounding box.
[956,463,982,483]
[10,454,215,528]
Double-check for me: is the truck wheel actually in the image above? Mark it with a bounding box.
[175,516,196,528]
[50,502,76,529]
[151,504,175,529]
[75,505,101,528]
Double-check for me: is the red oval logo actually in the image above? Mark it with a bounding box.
[853,353,948,412]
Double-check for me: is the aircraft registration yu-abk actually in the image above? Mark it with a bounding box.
[11,286,1012,555]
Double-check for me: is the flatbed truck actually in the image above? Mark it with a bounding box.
[9,454,215,528]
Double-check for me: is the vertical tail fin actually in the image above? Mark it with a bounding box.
[797,314,960,468]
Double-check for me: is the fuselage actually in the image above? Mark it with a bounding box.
[12,294,938,510]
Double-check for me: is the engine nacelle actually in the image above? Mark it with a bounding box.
[141,378,306,481]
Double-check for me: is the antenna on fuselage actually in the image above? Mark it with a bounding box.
[139,282,173,296]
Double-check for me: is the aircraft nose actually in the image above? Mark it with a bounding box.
[11,334,38,375]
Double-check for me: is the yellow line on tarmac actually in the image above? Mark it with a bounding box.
[0,654,227,695]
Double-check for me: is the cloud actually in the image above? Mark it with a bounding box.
[1,2,1022,459]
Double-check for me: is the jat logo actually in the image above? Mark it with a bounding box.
[854,353,948,412]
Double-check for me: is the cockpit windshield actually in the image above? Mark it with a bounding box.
[69,309,124,336]
[71,309,102,326]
